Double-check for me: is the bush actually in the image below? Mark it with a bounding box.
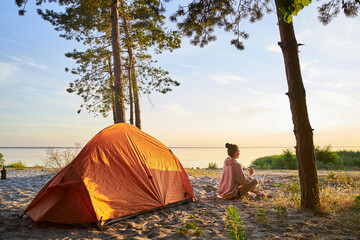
[250,156,273,170]
[251,150,297,170]
[337,150,360,169]
[250,147,359,170]
[207,162,219,170]
[315,145,339,164]
[44,143,81,169]
[0,153,5,166]
[8,161,26,170]
[271,156,286,169]
[316,160,330,170]
[282,149,297,170]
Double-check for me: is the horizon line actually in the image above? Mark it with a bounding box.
[1,146,359,149]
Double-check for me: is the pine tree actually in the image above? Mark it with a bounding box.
[16,0,128,123]
[15,0,182,126]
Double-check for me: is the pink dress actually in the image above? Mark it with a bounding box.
[218,157,249,199]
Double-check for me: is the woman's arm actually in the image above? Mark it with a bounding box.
[234,164,249,185]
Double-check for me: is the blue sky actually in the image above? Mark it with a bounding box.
[0,1,359,147]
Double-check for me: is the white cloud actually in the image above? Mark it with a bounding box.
[302,62,360,89]
[300,60,320,71]
[324,80,351,89]
[0,113,19,119]
[9,56,47,69]
[300,60,323,85]
[266,44,281,53]
[209,74,247,85]
[316,30,360,63]
[0,37,24,47]
[192,70,248,85]
[323,69,360,88]
[213,93,293,133]
[314,90,355,108]
[160,104,192,116]
[22,123,98,130]
[308,89,360,129]
[307,66,322,79]
[0,62,18,85]
[247,88,264,95]
[0,132,32,137]
[296,11,360,63]
[12,86,80,110]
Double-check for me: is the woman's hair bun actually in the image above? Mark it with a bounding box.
[226,143,239,157]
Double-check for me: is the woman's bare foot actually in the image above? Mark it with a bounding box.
[252,189,266,198]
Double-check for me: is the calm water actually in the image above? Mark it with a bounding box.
[1,147,359,168]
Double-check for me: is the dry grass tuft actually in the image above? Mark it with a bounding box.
[185,168,222,177]
[318,172,360,214]
[270,171,360,218]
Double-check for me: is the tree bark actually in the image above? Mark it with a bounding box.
[110,0,126,124]
[131,57,141,129]
[130,51,141,129]
[127,64,134,125]
[108,56,117,123]
[275,0,320,210]
[120,0,141,129]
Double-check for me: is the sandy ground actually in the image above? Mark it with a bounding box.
[1,168,359,239]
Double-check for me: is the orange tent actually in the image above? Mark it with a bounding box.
[25,123,194,225]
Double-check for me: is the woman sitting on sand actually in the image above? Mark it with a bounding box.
[219,143,265,199]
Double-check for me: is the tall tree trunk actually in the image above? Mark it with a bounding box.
[110,0,126,124]
[108,56,116,123]
[275,0,320,210]
[130,53,141,129]
[119,0,141,129]
[127,64,134,125]
[131,58,141,129]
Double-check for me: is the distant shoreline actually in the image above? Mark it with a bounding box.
[1,146,359,149]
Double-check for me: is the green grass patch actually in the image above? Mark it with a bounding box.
[355,195,360,212]
[256,208,267,221]
[176,218,203,236]
[274,205,288,217]
[192,206,208,216]
[285,179,301,193]
[225,206,245,240]
[8,161,26,170]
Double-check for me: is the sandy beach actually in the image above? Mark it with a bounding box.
[1,168,359,239]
